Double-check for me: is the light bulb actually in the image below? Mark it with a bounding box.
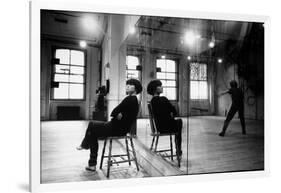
[209,41,215,48]
[129,27,135,34]
[80,41,87,48]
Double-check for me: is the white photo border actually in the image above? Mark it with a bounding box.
[30,0,271,192]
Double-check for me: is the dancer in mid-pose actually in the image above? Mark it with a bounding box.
[219,80,246,137]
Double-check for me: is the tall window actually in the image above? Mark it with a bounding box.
[52,48,85,100]
[156,59,177,100]
[126,55,140,80]
[190,62,208,100]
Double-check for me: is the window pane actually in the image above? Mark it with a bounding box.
[157,72,176,80]
[55,49,69,64]
[54,83,69,99]
[126,70,139,79]
[190,81,198,99]
[163,87,176,100]
[156,72,166,79]
[156,59,166,72]
[190,63,199,80]
[199,81,208,99]
[55,65,70,74]
[166,60,176,72]
[166,73,176,79]
[199,64,207,80]
[54,74,69,82]
[71,50,84,66]
[190,63,207,80]
[166,80,176,87]
[190,81,208,99]
[70,66,84,75]
[69,75,84,83]
[162,80,176,87]
[126,56,139,69]
[157,59,176,72]
[69,84,84,99]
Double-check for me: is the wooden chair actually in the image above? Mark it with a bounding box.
[147,103,181,167]
[99,124,139,178]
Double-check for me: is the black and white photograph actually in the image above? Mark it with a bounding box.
[4,0,281,192]
[39,9,264,184]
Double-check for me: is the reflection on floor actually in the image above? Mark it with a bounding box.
[137,118,188,173]
[41,116,264,183]
[137,116,264,174]
[188,116,264,174]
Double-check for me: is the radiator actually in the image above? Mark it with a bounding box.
[56,106,81,120]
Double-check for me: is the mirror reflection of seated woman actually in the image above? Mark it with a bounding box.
[77,79,143,172]
[147,79,182,158]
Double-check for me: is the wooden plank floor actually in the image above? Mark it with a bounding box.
[188,116,264,174]
[137,116,264,175]
[137,118,188,173]
[41,121,149,184]
[41,116,264,183]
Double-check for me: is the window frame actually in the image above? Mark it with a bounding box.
[50,46,87,101]
[156,57,179,101]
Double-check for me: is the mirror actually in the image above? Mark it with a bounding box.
[40,9,264,183]
[121,15,264,175]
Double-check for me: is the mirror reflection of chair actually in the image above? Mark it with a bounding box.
[99,125,139,178]
[147,103,180,167]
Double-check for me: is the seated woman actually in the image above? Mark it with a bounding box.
[77,78,143,171]
[147,79,182,158]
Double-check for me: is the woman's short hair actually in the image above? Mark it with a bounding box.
[147,79,162,95]
[229,80,238,88]
[126,78,143,94]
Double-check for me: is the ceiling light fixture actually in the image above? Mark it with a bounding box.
[80,41,87,48]
[209,41,215,48]
[184,31,200,45]
[209,32,216,48]
[129,27,136,34]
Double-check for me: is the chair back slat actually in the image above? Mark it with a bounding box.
[147,103,158,134]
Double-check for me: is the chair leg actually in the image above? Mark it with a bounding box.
[175,135,180,167]
[170,135,173,161]
[150,136,155,150]
[107,139,113,178]
[154,136,159,152]
[129,137,139,171]
[125,137,131,166]
[100,139,107,169]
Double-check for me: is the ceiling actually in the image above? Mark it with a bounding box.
[41,10,263,59]
[41,10,107,45]
[126,16,260,56]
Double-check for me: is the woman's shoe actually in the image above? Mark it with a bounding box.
[85,165,96,172]
[76,146,85,150]
[219,132,225,137]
